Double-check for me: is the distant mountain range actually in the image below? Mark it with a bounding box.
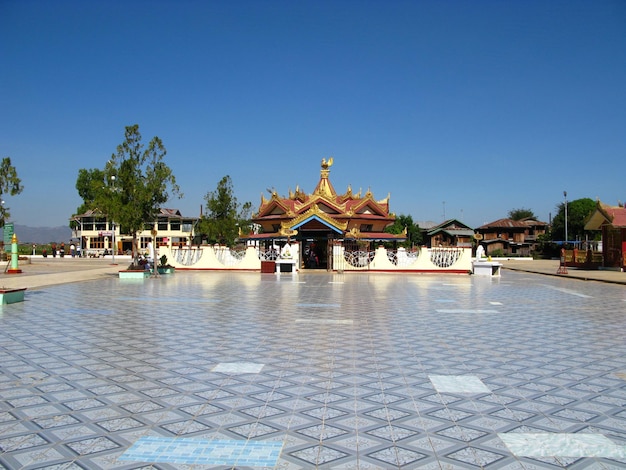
[12,225,73,244]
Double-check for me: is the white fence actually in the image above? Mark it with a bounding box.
[162,244,471,273]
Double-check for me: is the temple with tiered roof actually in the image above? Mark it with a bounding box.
[244,158,405,269]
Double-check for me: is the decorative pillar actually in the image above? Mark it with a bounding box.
[7,233,22,274]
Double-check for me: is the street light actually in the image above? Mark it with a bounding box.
[563,191,567,245]
[110,175,117,265]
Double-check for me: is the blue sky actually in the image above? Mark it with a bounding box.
[1,0,625,229]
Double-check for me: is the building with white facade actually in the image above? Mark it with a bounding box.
[71,208,197,256]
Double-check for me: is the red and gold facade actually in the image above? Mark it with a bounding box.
[245,158,405,268]
[249,158,404,241]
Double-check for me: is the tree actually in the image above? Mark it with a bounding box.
[551,197,595,243]
[89,124,181,263]
[508,208,536,220]
[198,175,251,246]
[0,157,24,226]
[72,168,106,228]
[384,214,423,248]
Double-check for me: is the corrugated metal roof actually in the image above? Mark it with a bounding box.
[477,218,528,229]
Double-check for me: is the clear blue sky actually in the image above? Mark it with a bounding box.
[2,0,625,228]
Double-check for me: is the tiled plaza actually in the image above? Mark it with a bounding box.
[1,270,626,469]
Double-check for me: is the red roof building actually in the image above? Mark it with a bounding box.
[245,158,405,269]
[584,201,626,269]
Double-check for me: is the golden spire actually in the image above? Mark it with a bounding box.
[314,157,337,199]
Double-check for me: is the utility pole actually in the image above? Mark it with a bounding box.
[563,191,567,244]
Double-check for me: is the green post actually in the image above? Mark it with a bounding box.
[7,233,22,274]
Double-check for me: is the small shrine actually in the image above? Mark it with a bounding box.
[244,158,405,269]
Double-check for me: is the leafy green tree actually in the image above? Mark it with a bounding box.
[508,208,535,220]
[0,157,24,226]
[88,124,181,262]
[72,168,106,229]
[198,175,251,246]
[384,214,423,248]
[551,197,595,242]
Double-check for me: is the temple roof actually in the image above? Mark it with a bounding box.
[249,158,403,240]
[585,201,626,230]
[253,158,394,222]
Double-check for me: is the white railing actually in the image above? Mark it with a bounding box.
[344,250,375,268]
[429,247,463,268]
[387,249,420,267]
[167,245,470,272]
[173,247,203,266]
[213,246,246,267]
[258,249,279,261]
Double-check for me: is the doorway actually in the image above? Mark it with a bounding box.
[302,236,335,270]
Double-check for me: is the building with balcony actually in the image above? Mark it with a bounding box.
[71,208,197,256]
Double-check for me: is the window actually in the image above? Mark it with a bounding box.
[172,237,188,247]
[158,221,168,231]
[170,220,181,231]
[90,237,105,249]
[360,224,373,232]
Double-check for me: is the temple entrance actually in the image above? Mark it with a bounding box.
[293,218,340,270]
[303,238,329,269]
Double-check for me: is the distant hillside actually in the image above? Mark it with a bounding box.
[13,225,73,244]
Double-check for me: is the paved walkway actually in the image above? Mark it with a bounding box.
[499,259,626,285]
[0,258,625,469]
[0,256,131,290]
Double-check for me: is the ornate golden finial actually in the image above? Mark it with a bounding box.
[321,156,334,170]
[316,157,336,198]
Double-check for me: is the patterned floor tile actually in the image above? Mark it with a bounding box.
[1,271,626,469]
[498,433,626,458]
[212,362,265,374]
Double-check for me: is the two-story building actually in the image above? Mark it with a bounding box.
[475,217,549,256]
[424,219,474,248]
[71,208,197,256]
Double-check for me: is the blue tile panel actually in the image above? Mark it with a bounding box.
[119,437,283,466]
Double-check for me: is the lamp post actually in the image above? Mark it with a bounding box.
[110,175,117,265]
[563,191,567,244]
